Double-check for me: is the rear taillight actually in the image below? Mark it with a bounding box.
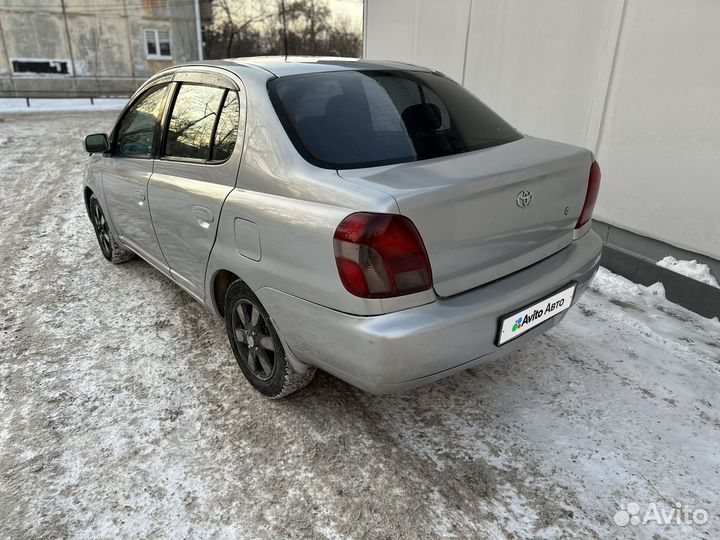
[333,212,432,298]
[576,160,601,229]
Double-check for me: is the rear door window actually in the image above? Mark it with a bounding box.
[211,91,241,161]
[268,70,522,169]
[165,84,226,160]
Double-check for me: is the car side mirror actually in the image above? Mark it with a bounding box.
[84,133,110,154]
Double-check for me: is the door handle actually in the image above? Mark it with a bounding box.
[193,206,214,224]
[133,189,146,203]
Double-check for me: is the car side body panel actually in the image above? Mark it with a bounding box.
[150,169,235,300]
[103,156,170,270]
[203,67,429,317]
[83,153,105,209]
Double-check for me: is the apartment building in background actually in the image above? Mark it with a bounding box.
[0,0,212,97]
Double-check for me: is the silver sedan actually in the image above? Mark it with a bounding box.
[83,57,602,398]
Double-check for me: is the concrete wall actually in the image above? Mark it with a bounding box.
[0,0,202,97]
[364,0,720,261]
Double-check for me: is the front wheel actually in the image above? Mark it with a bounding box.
[225,281,315,398]
[88,195,134,263]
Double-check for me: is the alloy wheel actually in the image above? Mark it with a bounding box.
[91,202,112,258]
[230,299,277,381]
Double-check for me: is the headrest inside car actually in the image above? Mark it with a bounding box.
[401,103,442,133]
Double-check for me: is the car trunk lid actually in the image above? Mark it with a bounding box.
[338,136,594,297]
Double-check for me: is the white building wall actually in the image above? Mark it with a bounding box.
[364,0,720,260]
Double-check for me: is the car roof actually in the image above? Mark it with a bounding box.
[179,56,434,79]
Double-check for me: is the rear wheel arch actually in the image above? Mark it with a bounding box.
[212,269,240,318]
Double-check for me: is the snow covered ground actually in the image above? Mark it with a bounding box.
[1,111,719,539]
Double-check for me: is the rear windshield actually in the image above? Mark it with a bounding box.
[268,70,522,169]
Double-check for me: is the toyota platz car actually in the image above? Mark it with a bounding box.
[83,57,602,398]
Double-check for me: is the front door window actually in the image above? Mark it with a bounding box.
[114,84,169,158]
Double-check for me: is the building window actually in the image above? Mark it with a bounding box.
[144,29,171,60]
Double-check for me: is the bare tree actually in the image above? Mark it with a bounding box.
[211,0,274,57]
[205,0,362,59]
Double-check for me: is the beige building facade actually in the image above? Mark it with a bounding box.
[0,0,211,97]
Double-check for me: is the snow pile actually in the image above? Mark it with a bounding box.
[580,266,720,344]
[592,266,666,299]
[0,98,127,113]
[656,256,720,288]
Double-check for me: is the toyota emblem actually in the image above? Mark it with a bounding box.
[516,189,533,208]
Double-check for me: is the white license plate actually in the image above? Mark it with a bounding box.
[497,284,576,345]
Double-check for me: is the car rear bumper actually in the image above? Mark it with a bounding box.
[257,230,602,394]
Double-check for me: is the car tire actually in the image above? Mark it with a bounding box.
[224,280,315,399]
[88,195,135,264]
